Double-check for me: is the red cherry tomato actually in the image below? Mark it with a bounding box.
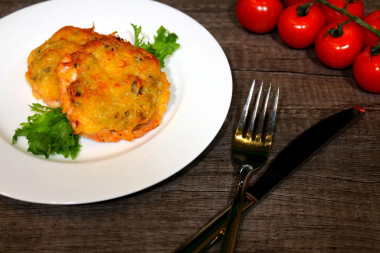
[361,10,380,48]
[236,0,283,34]
[353,46,380,93]
[284,0,312,7]
[315,21,364,69]
[320,0,364,24]
[278,3,326,49]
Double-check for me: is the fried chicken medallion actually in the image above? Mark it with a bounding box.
[57,35,171,142]
[26,26,102,107]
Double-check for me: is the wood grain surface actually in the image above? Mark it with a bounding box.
[1,0,379,252]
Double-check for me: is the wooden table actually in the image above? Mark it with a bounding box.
[1,0,379,252]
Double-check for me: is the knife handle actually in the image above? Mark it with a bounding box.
[174,198,257,253]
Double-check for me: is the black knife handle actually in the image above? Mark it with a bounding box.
[174,107,365,253]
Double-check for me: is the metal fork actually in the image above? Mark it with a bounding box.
[220,80,279,252]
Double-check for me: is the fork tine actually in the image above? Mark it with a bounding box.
[254,83,271,141]
[246,81,263,140]
[265,85,279,142]
[235,80,255,137]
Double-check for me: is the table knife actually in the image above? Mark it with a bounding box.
[175,107,365,253]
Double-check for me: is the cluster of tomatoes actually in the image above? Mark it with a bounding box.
[236,0,380,93]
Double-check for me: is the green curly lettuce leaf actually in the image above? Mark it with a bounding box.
[12,103,80,159]
[132,24,180,68]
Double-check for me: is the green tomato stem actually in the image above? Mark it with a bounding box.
[297,2,314,17]
[316,0,380,39]
[370,42,380,56]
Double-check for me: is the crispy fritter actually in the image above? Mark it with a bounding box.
[57,35,171,142]
[26,26,102,107]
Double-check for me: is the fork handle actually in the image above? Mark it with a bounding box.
[174,197,256,253]
[220,170,253,252]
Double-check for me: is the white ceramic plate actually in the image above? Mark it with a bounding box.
[0,0,232,204]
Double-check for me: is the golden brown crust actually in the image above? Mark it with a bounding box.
[25,26,102,107]
[57,35,170,142]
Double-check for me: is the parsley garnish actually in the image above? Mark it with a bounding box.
[12,103,80,159]
[132,24,180,68]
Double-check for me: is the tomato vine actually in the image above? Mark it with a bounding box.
[299,0,380,51]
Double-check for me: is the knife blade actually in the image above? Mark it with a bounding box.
[175,107,365,253]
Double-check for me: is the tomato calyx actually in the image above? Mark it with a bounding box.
[296,2,315,17]
[324,19,351,38]
[342,0,360,9]
[370,43,380,58]
[348,0,359,4]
